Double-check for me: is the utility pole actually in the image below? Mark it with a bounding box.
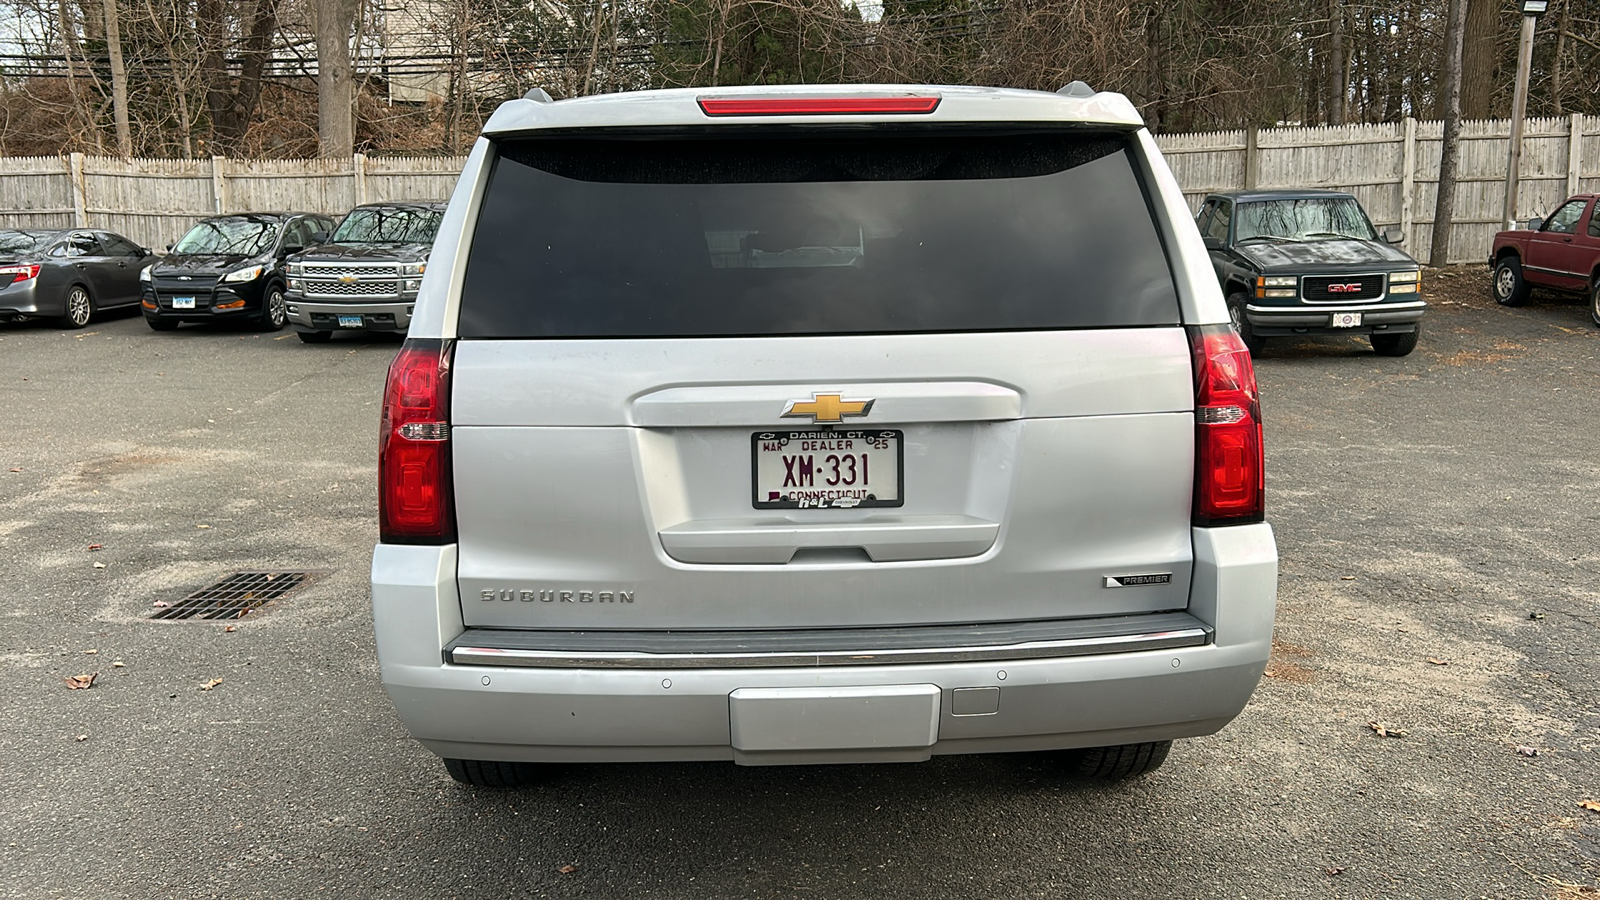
[1503,1,1548,231]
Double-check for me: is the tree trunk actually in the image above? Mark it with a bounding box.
[1431,0,1469,267]
[102,0,131,156]
[1460,0,1499,119]
[1327,0,1344,125]
[315,0,358,158]
[1551,0,1568,115]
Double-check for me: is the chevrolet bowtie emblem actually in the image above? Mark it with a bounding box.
[781,392,874,424]
[338,274,359,284]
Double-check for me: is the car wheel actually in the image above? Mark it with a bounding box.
[1227,292,1263,355]
[257,284,287,331]
[1370,326,1420,357]
[296,330,332,344]
[146,317,179,332]
[1492,256,1529,306]
[1065,740,1172,780]
[57,285,93,329]
[442,758,543,788]
[1589,278,1600,327]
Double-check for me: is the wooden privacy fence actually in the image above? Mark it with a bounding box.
[0,154,467,250]
[1157,114,1600,265]
[0,113,1596,263]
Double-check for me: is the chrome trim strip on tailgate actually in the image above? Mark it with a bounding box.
[446,615,1213,668]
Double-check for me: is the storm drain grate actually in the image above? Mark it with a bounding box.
[150,571,317,620]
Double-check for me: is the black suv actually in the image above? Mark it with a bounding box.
[283,201,446,343]
[142,212,336,332]
[1197,190,1425,356]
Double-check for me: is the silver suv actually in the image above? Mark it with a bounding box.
[371,84,1278,787]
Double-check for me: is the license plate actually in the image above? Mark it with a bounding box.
[172,297,195,309]
[1330,312,1362,327]
[752,429,903,509]
[337,315,364,328]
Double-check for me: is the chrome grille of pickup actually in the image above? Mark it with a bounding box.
[302,279,397,297]
[303,263,401,277]
[1302,273,1385,302]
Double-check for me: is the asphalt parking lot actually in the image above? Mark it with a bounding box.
[2,272,1598,900]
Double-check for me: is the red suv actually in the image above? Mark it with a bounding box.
[1489,194,1600,325]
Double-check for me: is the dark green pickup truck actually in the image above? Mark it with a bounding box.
[1196,189,1426,357]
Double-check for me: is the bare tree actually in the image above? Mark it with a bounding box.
[101,0,131,155]
[1431,0,1469,267]
[314,0,357,156]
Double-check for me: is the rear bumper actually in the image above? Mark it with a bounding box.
[1246,300,1425,335]
[371,523,1277,765]
[0,280,47,317]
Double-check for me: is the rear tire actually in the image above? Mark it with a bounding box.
[1066,740,1173,780]
[443,758,544,788]
[57,285,93,329]
[1370,326,1420,357]
[1589,278,1599,327]
[1492,256,1529,306]
[1226,292,1263,356]
[296,330,331,343]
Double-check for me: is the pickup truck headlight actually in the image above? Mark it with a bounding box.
[401,262,427,277]
[221,265,265,283]
[286,263,304,277]
[1261,276,1297,287]
[139,264,153,282]
[1255,275,1297,299]
[1389,270,1421,293]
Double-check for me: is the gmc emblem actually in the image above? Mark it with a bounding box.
[1327,283,1363,293]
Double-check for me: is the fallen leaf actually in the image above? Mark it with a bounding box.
[87,544,102,551]
[196,524,211,529]
[7,468,19,473]
[83,649,97,655]
[1530,612,1546,620]
[1324,866,1345,876]
[1339,575,1355,581]
[75,734,87,742]
[1516,746,1539,757]
[64,673,97,690]
[1368,721,1407,738]
[224,625,236,633]
[200,678,223,691]
[1580,800,1600,813]
[111,661,125,668]
[151,600,171,608]
[1426,657,1448,665]
[92,562,106,569]
[1263,668,1278,678]
[558,865,578,875]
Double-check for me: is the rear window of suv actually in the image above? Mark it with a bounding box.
[459,129,1179,338]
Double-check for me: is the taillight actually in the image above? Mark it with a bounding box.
[379,339,455,543]
[0,264,40,286]
[697,96,941,116]
[1189,324,1264,526]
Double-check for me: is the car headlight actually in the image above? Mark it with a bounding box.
[1261,276,1297,287]
[286,263,303,277]
[401,262,427,277]
[1389,270,1420,283]
[139,265,153,283]
[221,265,265,283]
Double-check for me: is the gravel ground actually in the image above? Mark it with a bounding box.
[1,272,1597,899]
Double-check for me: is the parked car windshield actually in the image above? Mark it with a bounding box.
[1235,198,1377,242]
[172,218,279,256]
[0,231,50,253]
[460,130,1180,338]
[331,207,442,244]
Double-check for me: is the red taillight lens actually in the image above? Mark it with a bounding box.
[697,96,941,116]
[1189,324,1264,526]
[0,264,40,286]
[379,339,455,543]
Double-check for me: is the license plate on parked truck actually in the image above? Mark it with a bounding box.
[752,430,903,509]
